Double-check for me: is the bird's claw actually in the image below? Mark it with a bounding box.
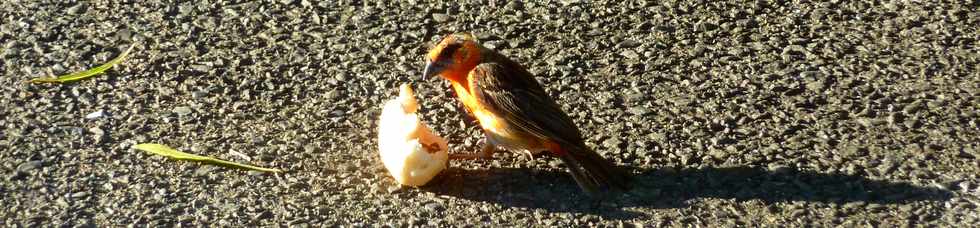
[519,150,537,161]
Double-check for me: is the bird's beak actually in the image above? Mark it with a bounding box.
[422,61,445,81]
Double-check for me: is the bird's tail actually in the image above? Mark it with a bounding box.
[552,143,631,197]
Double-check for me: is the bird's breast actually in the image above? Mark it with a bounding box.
[450,82,541,149]
[451,82,506,130]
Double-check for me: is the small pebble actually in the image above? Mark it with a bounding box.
[85,110,105,119]
[174,106,193,116]
[432,13,451,22]
[17,160,43,172]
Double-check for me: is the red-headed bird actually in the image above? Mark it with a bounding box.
[422,33,630,196]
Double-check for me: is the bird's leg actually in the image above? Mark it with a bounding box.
[450,141,496,160]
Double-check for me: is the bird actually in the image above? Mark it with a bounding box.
[422,33,631,197]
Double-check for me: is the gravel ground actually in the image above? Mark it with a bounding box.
[2,0,978,226]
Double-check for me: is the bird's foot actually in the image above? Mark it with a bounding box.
[518,150,537,161]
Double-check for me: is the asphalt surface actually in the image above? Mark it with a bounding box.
[2,0,978,226]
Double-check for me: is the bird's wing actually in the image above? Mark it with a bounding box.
[468,62,585,145]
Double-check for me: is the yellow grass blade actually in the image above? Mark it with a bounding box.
[30,44,135,83]
[133,143,282,173]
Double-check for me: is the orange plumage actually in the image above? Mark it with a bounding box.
[423,33,630,196]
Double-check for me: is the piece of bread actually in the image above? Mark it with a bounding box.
[377,84,449,186]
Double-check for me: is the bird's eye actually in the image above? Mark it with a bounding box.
[438,43,462,60]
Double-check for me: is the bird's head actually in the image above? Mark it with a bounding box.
[423,33,482,81]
